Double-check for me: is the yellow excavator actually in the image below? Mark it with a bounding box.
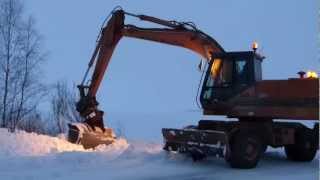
[68,8,318,168]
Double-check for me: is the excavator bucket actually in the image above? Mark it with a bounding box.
[68,123,116,149]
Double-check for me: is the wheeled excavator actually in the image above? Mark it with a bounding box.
[68,8,319,169]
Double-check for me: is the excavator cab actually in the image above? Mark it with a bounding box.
[200,51,264,111]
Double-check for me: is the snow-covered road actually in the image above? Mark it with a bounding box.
[0,128,318,180]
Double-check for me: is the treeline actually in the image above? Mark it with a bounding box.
[0,0,80,134]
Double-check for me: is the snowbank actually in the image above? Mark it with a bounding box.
[0,128,317,180]
[0,128,128,156]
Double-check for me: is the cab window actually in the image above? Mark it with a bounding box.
[234,59,249,85]
[209,58,233,87]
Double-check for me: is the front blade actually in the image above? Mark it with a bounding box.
[162,128,228,157]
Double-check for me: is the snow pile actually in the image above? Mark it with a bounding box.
[94,138,129,157]
[0,128,318,180]
[0,128,128,156]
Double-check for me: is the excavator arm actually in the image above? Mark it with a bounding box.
[71,9,224,147]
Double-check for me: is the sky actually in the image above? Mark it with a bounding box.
[25,0,318,114]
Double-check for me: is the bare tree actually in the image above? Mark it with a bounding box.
[0,0,46,132]
[17,110,46,134]
[51,80,82,134]
[0,0,22,128]
[13,17,46,130]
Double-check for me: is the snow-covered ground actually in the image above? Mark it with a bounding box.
[0,128,318,180]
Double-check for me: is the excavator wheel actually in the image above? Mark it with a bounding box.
[228,132,263,169]
[285,128,317,162]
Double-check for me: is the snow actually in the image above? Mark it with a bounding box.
[0,128,318,180]
[0,129,88,156]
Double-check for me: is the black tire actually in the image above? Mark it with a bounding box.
[285,129,317,162]
[228,132,263,169]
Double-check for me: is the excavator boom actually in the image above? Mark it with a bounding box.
[88,10,224,98]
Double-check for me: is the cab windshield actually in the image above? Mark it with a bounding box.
[206,58,233,88]
[206,57,250,87]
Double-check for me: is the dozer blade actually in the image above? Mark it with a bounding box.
[68,123,116,149]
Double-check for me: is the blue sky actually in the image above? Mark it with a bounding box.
[26,0,318,113]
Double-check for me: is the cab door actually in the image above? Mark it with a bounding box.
[232,56,254,94]
[200,52,255,107]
